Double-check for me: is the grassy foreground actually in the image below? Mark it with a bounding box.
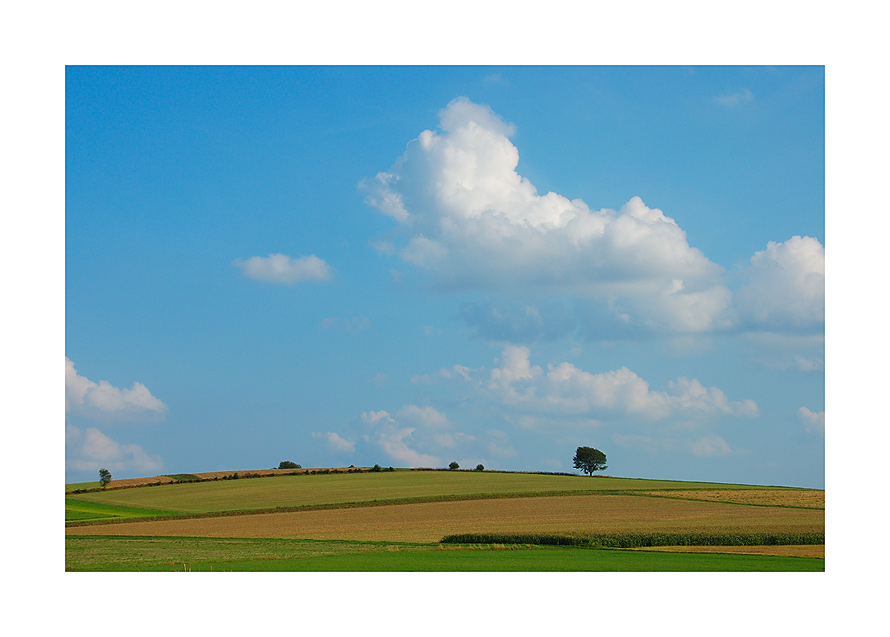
[65,469,824,571]
[65,536,823,572]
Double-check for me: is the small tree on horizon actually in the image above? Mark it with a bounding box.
[98,468,112,489]
[448,461,460,470]
[572,447,607,476]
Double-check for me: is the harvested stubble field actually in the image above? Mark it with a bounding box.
[65,470,824,571]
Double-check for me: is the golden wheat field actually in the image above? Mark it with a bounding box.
[638,489,824,509]
[635,544,825,558]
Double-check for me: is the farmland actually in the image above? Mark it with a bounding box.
[65,469,824,571]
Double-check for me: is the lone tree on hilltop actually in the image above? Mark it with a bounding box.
[448,461,460,470]
[573,447,607,476]
[98,468,112,489]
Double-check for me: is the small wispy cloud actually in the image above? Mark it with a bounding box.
[481,73,510,86]
[312,431,356,453]
[713,88,753,107]
[233,253,333,284]
[690,435,734,456]
[798,407,825,434]
[318,316,371,334]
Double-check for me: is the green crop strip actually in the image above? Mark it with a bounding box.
[167,474,202,482]
[65,498,182,522]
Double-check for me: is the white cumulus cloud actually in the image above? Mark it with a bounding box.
[66,357,167,421]
[233,253,333,284]
[376,426,441,468]
[66,425,164,474]
[361,97,732,333]
[352,405,477,467]
[734,236,824,329]
[798,407,825,434]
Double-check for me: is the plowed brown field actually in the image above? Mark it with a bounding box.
[65,494,824,544]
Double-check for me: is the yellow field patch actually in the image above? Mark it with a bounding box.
[91,468,314,490]
[65,494,824,544]
[635,544,825,559]
[638,489,824,509]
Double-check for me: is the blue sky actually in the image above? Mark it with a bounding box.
[65,65,825,487]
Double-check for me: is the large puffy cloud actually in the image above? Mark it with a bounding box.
[734,236,824,329]
[233,253,333,284]
[362,97,733,333]
[66,358,167,421]
[364,97,825,339]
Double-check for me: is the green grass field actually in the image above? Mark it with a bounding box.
[64,535,824,572]
[65,469,824,571]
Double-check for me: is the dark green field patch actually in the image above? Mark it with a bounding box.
[167,474,202,483]
[277,547,824,572]
[65,498,182,523]
[65,508,117,521]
